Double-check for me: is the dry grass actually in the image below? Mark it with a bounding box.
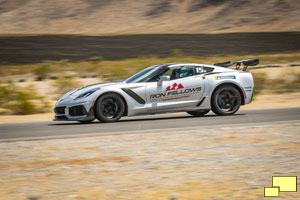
[1,51,300,80]
[0,82,51,114]
[0,156,133,170]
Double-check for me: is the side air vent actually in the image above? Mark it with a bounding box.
[54,106,66,114]
[69,105,87,116]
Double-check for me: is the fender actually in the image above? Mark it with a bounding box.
[210,81,246,105]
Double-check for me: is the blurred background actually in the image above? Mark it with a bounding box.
[0,0,300,115]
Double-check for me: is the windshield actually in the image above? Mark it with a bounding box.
[126,65,167,83]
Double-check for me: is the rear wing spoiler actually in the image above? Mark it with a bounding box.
[214,59,259,71]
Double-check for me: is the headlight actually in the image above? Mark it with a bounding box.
[74,88,100,100]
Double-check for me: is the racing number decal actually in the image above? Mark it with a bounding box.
[196,67,203,74]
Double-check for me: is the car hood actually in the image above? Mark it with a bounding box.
[59,81,125,101]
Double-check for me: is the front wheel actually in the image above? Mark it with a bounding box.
[211,85,241,116]
[94,93,125,122]
[187,109,210,117]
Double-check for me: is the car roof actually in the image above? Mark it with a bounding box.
[152,63,236,72]
[164,63,238,73]
[164,62,215,68]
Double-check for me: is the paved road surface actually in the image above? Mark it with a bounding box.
[0,108,299,141]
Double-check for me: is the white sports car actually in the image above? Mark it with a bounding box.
[54,59,258,123]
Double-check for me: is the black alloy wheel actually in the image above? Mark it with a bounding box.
[95,93,125,122]
[211,85,241,115]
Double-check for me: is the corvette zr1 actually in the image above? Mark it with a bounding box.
[54,59,258,123]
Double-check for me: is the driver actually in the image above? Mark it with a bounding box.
[179,67,188,78]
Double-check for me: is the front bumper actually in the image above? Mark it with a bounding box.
[54,101,95,121]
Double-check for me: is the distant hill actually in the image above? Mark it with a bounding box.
[0,0,299,34]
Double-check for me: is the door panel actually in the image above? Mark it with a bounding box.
[145,75,205,111]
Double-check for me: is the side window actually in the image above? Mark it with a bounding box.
[157,65,214,81]
[170,66,196,80]
[195,66,214,74]
[155,68,173,82]
[203,67,214,73]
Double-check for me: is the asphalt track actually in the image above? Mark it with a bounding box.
[0,107,299,141]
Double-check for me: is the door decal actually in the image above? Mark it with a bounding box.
[166,83,184,91]
[150,83,202,102]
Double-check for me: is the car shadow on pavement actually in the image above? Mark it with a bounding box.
[49,113,245,126]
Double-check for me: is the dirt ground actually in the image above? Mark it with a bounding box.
[0,121,299,200]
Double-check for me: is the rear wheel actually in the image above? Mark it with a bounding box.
[211,85,241,116]
[94,93,125,122]
[187,109,210,117]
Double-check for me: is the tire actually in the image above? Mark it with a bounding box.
[211,85,241,116]
[94,93,125,122]
[187,109,210,117]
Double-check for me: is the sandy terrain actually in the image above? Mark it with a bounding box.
[0,121,299,199]
[0,0,299,35]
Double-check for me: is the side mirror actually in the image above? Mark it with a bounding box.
[157,76,170,86]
